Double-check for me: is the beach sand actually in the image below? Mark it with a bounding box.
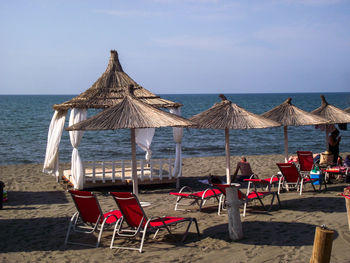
[1,154,350,263]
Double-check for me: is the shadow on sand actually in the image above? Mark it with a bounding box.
[203,221,339,246]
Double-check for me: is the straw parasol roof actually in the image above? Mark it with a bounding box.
[311,95,350,124]
[66,94,193,195]
[262,98,329,126]
[190,94,280,130]
[189,94,280,184]
[54,50,181,111]
[66,95,193,131]
[261,97,329,162]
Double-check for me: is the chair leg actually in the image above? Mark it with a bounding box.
[64,212,79,246]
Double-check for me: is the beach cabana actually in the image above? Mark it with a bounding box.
[189,94,280,184]
[66,94,194,195]
[43,50,184,189]
[311,95,350,148]
[261,98,329,162]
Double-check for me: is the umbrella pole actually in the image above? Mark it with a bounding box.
[225,128,231,184]
[131,128,139,196]
[284,126,288,163]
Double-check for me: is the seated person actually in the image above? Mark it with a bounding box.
[232,156,254,182]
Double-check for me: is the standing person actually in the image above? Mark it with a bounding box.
[328,128,341,165]
[232,156,254,182]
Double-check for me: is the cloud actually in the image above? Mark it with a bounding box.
[152,35,235,51]
[93,9,163,17]
[280,0,344,5]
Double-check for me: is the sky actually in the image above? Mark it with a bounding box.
[0,0,350,95]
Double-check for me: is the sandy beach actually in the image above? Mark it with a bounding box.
[1,154,350,263]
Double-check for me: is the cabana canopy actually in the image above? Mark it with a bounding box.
[53,50,181,111]
[67,95,194,195]
[262,98,329,162]
[43,50,183,190]
[189,94,280,184]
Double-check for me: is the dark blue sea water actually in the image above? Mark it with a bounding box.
[0,93,349,165]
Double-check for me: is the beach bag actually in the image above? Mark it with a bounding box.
[320,152,333,166]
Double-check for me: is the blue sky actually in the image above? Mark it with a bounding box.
[0,0,349,94]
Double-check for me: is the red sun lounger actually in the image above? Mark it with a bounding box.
[169,186,222,212]
[213,182,281,217]
[64,190,121,248]
[110,192,200,253]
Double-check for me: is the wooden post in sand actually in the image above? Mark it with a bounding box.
[345,197,350,231]
[226,183,243,241]
[310,226,334,263]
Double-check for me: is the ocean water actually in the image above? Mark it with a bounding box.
[0,93,349,165]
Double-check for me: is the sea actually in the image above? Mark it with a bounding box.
[0,93,349,165]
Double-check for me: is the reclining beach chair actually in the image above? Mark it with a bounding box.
[297,151,315,177]
[64,190,121,248]
[213,182,281,217]
[276,163,317,195]
[169,186,222,212]
[109,192,200,253]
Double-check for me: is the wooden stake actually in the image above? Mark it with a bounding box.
[310,226,334,263]
[226,184,243,241]
[225,128,231,184]
[284,126,288,163]
[131,128,138,196]
[345,197,350,231]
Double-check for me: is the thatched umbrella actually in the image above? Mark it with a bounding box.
[311,95,350,148]
[66,94,194,195]
[189,94,280,184]
[261,98,329,162]
[54,50,181,110]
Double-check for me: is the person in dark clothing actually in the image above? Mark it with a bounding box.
[328,128,341,165]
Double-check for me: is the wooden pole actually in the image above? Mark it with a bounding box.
[345,197,350,231]
[226,184,243,241]
[225,128,231,184]
[284,126,288,163]
[131,128,138,196]
[310,226,334,263]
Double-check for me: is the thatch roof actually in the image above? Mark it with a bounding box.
[66,95,193,131]
[261,98,329,126]
[54,50,181,111]
[311,95,350,124]
[189,94,280,129]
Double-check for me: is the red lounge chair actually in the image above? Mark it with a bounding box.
[109,192,200,253]
[213,183,281,217]
[297,151,315,177]
[277,163,317,195]
[169,186,222,211]
[64,190,121,248]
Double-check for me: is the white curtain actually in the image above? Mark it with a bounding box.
[43,110,67,178]
[170,107,183,178]
[69,108,87,189]
[136,128,155,162]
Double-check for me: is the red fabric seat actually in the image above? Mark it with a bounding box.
[64,190,121,248]
[213,183,281,217]
[110,192,200,253]
[170,187,222,212]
